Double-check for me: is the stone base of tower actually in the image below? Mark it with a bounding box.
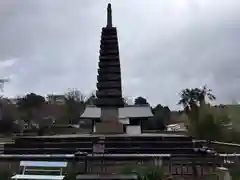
[95,121,124,134]
[100,107,119,122]
[95,107,124,134]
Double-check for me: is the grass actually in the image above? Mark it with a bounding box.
[229,166,240,180]
[215,104,240,130]
[0,169,12,180]
[0,137,13,142]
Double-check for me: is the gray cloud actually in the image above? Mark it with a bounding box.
[0,0,239,109]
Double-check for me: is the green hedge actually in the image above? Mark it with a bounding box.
[121,166,164,180]
[0,170,12,180]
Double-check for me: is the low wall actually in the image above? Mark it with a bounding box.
[142,130,187,135]
[0,153,219,178]
[18,127,91,136]
[0,159,215,177]
[210,141,240,153]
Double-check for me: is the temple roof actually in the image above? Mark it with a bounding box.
[80,106,153,119]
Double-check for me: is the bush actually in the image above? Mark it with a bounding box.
[121,166,164,180]
[0,119,14,134]
[229,167,240,180]
[0,169,12,180]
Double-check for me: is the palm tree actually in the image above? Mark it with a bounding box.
[178,88,198,113]
[178,86,216,111]
[178,86,226,140]
[193,85,216,105]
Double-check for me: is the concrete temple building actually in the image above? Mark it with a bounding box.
[80,3,153,134]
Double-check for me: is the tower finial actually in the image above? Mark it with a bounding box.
[107,3,112,27]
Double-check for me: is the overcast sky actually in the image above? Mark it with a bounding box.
[0,0,239,109]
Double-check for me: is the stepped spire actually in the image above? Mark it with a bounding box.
[107,3,112,27]
[96,3,124,107]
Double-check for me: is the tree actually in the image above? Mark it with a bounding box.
[17,93,46,126]
[64,89,86,124]
[85,93,97,105]
[38,116,55,136]
[187,104,230,141]
[152,104,170,130]
[142,104,170,130]
[178,86,229,140]
[0,79,9,121]
[134,96,149,105]
[178,85,215,112]
[193,85,216,105]
[65,89,85,102]
[0,99,18,134]
[178,88,196,112]
[1,98,18,121]
[178,86,216,125]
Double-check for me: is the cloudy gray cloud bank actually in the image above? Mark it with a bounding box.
[0,0,239,109]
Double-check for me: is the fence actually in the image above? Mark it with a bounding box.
[0,153,223,177]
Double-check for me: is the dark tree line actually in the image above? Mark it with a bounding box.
[0,85,235,141]
[134,96,170,130]
[0,91,172,134]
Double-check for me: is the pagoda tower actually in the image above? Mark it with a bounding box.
[80,3,153,134]
[96,3,124,107]
[95,3,124,133]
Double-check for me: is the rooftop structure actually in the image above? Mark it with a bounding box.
[47,94,65,105]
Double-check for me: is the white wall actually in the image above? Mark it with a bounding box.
[126,125,141,135]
